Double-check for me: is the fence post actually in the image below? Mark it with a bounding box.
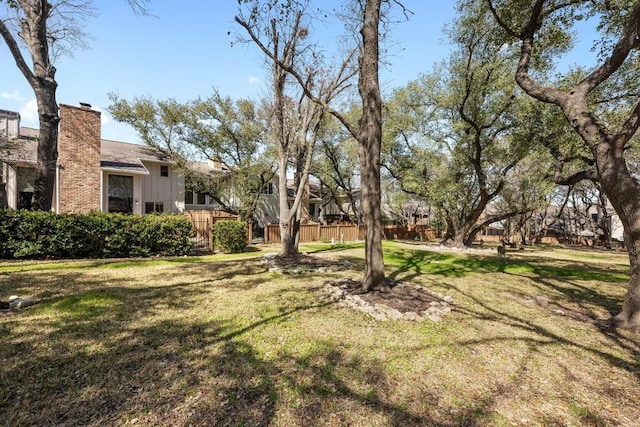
[208,219,215,252]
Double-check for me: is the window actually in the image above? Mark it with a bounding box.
[17,191,33,210]
[160,165,169,177]
[145,202,164,213]
[261,182,274,195]
[108,175,133,214]
[186,191,209,205]
[16,167,35,210]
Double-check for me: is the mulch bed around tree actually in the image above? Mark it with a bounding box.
[333,278,446,314]
[264,253,448,314]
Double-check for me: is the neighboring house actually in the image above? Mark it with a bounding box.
[183,159,232,211]
[254,179,324,227]
[320,185,362,225]
[181,162,328,227]
[0,104,185,215]
[586,203,624,243]
[381,200,433,226]
[478,199,625,245]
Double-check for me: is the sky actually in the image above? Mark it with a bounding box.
[0,1,598,144]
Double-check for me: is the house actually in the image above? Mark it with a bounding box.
[183,159,233,211]
[0,104,185,214]
[183,169,359,228]
[255,179,325,226]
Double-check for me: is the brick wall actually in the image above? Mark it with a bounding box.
[58,104,101,213]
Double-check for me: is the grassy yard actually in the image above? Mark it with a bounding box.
[0,241,638,426]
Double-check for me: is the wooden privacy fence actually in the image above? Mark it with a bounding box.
[382,224,437,241]
[264,223,438,244]
[264,223,364,244]
[184,210,243,252]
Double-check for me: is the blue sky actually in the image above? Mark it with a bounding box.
[1,1,598,144]
[0,1,456,143]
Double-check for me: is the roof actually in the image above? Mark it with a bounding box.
[0,127,174,174]
[186,160,229,178]
[100,139,173,175]
[0,128,38,165]
[285,179,323,201]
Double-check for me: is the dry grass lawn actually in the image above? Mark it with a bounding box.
[0,241,638,426]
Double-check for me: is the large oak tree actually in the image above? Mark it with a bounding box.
[487,0,640,330]
[385,2,548,247]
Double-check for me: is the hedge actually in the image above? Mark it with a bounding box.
[213,220,247,253]
[0,210,194,259]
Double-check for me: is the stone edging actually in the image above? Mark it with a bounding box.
[0,296,37,310]
[320,280,454,322]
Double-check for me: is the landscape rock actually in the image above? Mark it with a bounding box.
[402,312,423,322]
[262,254,351,275]
[527,295,550,308]
[319,280,454,323]
[426,314,442,322]
[4,296,37,309]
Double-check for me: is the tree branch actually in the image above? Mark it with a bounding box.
[0,19,37,86]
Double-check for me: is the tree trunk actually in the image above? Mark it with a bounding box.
[450,226,471,248]
[598,150,640,330]
[358,0,386,292]
[0,3,59,211]
[278,152,298,257]
[32,85,59,211]
[615,230,640,330]
[464,226,483,247]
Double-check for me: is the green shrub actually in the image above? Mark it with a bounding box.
[213,220,247,253]
[0,209,194,259]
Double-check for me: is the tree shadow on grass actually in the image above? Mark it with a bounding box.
[269,343,533,427]
[0,257,540,426]
[0,295,500,427]
[383,245,628,284]
[1,293,325,426]
[0,257,280,309]
[513,273,624,319]
[443,283,640,384]
[383,247,629,321]
[384,248,548,283]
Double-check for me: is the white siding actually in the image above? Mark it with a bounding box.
[6,164,16,209]
[139,162,184,213]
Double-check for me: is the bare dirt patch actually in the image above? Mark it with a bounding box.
[329,278,445,314]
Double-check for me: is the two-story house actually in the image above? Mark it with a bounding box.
[0,104,184,214]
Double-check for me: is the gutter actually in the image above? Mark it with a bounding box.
[56,162,60,214]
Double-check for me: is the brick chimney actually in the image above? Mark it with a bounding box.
[0,109,20,139]
[57,104,101,213]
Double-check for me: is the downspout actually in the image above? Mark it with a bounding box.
[99,169,103,212]
[55,163,60,214]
